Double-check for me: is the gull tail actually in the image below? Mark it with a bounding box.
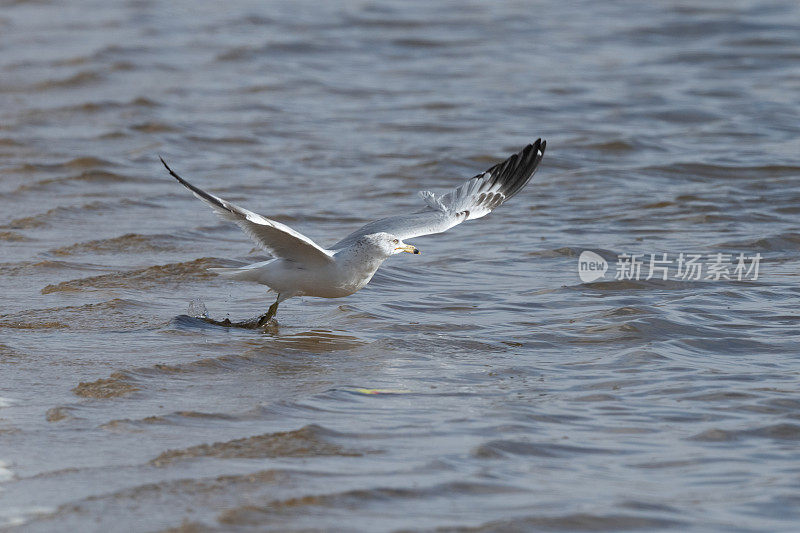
[208,266,250,279]
[208,259,276,282]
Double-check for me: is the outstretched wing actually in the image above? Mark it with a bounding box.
[161,158,334,265]
[330,139,545,250]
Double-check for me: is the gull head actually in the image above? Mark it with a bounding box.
[357,232,419,258]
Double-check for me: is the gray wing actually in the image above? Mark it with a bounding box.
[161,158,334,266]
[330,139,545,250]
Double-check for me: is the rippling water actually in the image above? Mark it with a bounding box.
[2,1,800,531]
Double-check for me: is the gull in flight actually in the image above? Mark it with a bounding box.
[161,139,545,325]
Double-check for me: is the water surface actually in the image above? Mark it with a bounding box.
[2,1,800,531]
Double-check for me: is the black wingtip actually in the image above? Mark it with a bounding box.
[479,138,546,202]
[159,155,177,177]
[158,156,235,216]
[158,156,192,189]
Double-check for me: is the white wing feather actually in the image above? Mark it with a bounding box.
[160,158,333,266]
[330,139,545,250]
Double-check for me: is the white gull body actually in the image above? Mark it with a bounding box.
[161,139,545,324]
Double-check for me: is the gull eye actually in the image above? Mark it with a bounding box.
[392,239,399,244]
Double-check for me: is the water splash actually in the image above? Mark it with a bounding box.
[187,299,208,319]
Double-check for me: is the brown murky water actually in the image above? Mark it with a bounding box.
[2,1,800,531]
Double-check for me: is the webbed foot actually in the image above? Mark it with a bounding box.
[256,300,280,327]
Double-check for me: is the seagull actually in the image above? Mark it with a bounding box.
[161,139,545,326]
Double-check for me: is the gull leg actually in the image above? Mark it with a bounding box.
[257,295,281,326]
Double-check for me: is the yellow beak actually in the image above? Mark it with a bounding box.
[396,244,420,255]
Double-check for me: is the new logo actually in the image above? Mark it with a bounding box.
[578,250,608,282]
